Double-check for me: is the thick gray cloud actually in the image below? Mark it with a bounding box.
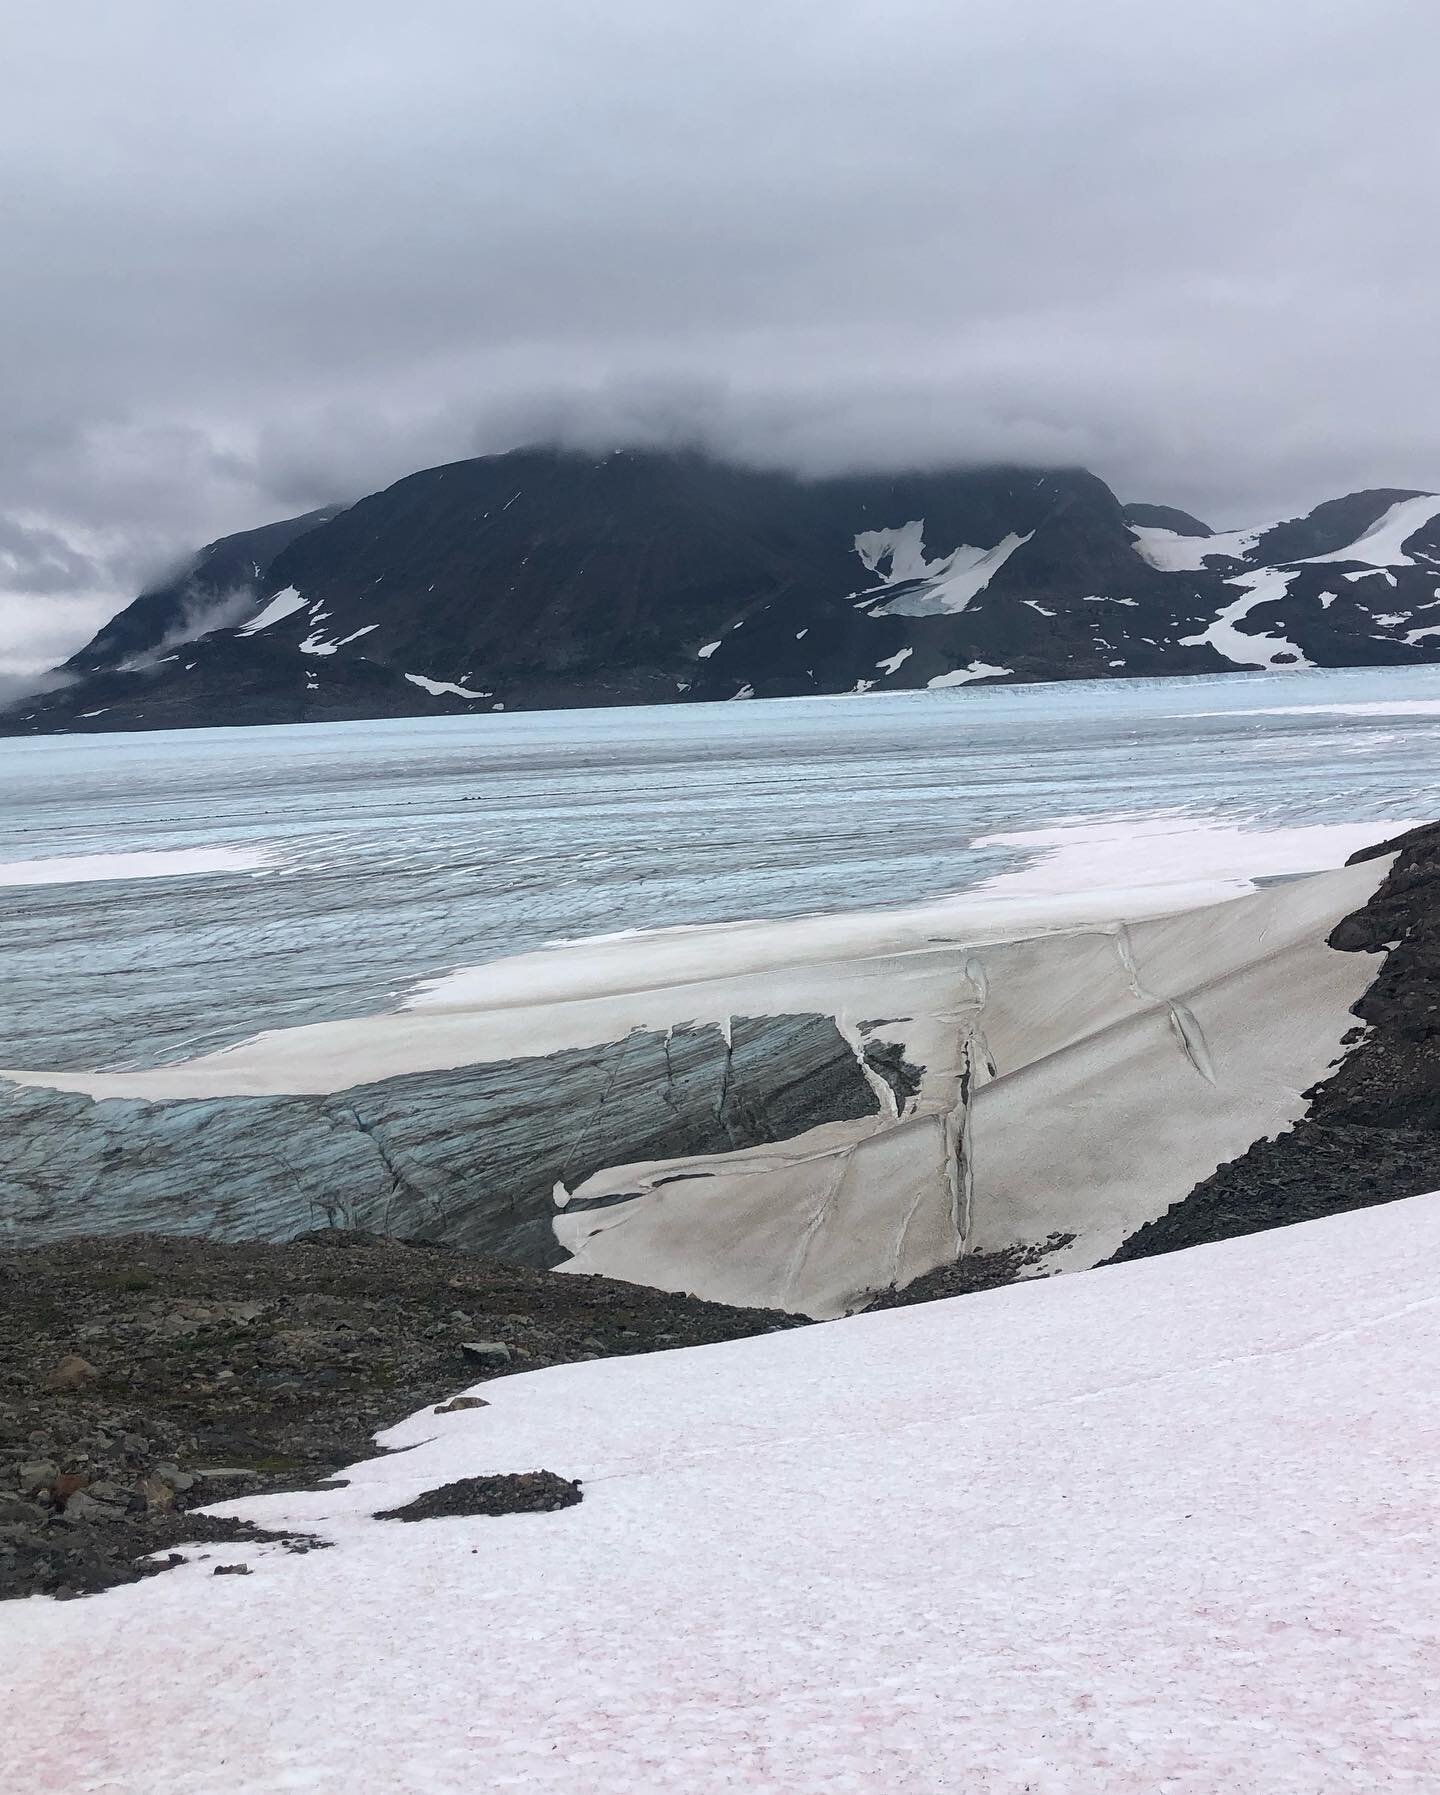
[2,0,1436,670]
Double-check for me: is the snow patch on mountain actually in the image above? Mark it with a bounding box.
[852,519,930,583]
[239,587,306,634]
[874,647,913,675]
[927,662,1011,687]
[854,521,1033,618]
[1136,494,1440,583]
[1130,522,1279,572]
[1181,571,1313,671]
[1308,493,1440,567]
[404,673,490,699]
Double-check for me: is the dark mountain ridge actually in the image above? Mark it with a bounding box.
[7,449,1440,733]
[66,507,342,676]
[1121,502,1213,536]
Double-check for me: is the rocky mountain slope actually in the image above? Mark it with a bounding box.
[6,450,1440,732]
[63,506,342,678]
[1108,819,1440,1262]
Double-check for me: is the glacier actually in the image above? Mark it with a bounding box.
[5,665,1440,1304]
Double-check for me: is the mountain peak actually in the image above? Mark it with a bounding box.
[66,506,344,675]
[1123,502,1213,537]
[8,456,1440,734]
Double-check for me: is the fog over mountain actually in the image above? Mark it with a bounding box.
[3,0,1437,674]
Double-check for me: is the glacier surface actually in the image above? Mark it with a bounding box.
[4,666,1440,1296]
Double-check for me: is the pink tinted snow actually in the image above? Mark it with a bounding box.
[6,1192,1440,1792]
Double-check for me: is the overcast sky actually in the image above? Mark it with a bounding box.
[2,0,1436,673]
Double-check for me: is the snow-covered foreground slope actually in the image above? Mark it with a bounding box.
[8,1194,1440,1792]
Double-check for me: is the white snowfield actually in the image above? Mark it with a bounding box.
[1129,520,1281,572]
[1307,493,1440,566]
[853,519,1034,617]
[554,851,1385,1312]
[404,671,492,699]
[2,816,1407,1318]
[237,586,306,633]
[7,1193,1440,1793]
[1131,494,1440,577]
[1180,569,1313,671]
[0,845,276,887]
[925,660,1012,687]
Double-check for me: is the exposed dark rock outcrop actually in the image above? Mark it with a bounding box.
[375,1471,582,1522]
[869,1235,1076,1308]
[0,1231,802,1600]
[1108,821,1440,1263]
[860,1039,925,1113]
[1122,502,1213,536]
